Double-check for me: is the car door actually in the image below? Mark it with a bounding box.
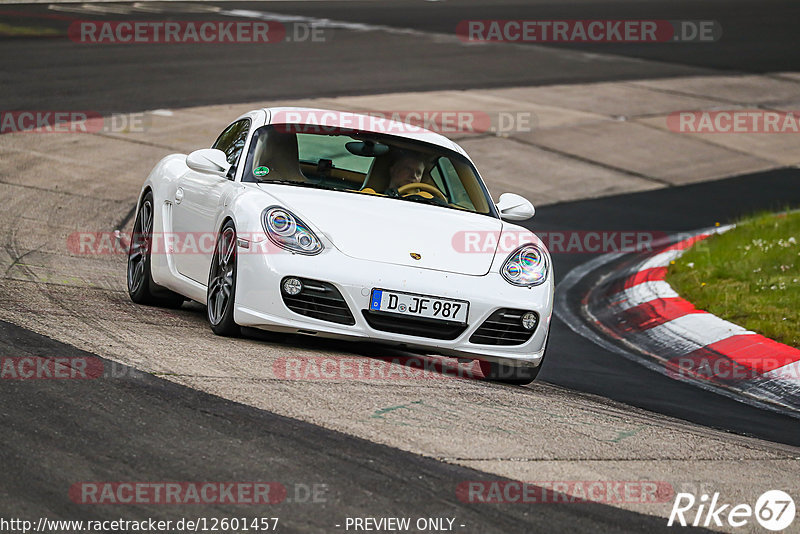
[172,119,250,284]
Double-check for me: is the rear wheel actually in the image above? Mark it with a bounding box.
[127,191,184,308]
[207,220,240,337]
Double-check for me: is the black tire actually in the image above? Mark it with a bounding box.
[127,191,185,308]
[481,326,550,385]
[481,361,541,385]
[207,220,240,336]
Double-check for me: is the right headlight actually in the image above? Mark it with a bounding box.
[501,244,548,286]
[262,206,323,255]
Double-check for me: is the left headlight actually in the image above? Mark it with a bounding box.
[262,206,323,255]
[501,244,548,286]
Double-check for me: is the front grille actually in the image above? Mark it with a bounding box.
[361,311,467,340]
[469,308,537,346]
[281,278,355,325]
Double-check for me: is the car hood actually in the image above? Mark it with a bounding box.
[257,184,502,276]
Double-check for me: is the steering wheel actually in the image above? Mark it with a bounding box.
[397,182,447,201]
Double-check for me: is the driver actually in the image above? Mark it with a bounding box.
[387,154,425,190]
[362,152,437,199]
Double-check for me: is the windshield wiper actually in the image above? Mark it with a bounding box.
[259,180,337,191]
[397,195,446,207]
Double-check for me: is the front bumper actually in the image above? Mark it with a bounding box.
[234,244,553,367]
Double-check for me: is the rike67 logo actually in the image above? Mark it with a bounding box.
[668,490,795,530]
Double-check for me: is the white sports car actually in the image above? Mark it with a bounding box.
[127,107,553,383]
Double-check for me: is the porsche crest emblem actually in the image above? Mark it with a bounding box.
[410,252,422,260]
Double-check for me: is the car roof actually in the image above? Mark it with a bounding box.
[261,106,469,158]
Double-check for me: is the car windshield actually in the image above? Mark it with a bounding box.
[242,124,497,217]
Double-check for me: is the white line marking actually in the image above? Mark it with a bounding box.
[221,8,455,39]
[631,314,752,357]
[638,248,684,270]
[765,360,800,381]
[609,280,678,311]
[48,2,141,14]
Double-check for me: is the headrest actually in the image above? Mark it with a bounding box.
[252,129,304,182]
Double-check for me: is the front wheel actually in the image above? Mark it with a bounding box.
[480,327,550,385]
[481,361,541,385]
[207,220,240,336]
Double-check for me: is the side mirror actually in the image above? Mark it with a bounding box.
[496,193,535,221]
[186,149,231,177]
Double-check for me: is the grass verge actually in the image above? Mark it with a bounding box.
[666,211,799,348]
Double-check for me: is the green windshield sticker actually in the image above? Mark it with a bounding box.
[253,166,270,177]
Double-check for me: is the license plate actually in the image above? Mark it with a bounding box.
[369,289,468,323]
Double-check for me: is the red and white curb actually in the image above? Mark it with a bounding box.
[556,227,800,416]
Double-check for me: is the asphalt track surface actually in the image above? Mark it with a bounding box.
[2,0,800,531]
[0,320,699,533]
[1,0,799,113]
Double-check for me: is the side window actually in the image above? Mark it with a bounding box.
[437,157,473,208]
[212,119,250,168]
[428,165,448,192]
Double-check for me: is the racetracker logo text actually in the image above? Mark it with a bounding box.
[667,355,800,382]
[271,109,534,135]
[0,112,148,134]
[668,111,800,133]
[69,231,294,256]
[273,356,484,380]
[68,21,286,43]
[0,357,105,380]
[457,481,674,504]
[69,482,287,504]
[456,20,720,43]
[451,230,665,254]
